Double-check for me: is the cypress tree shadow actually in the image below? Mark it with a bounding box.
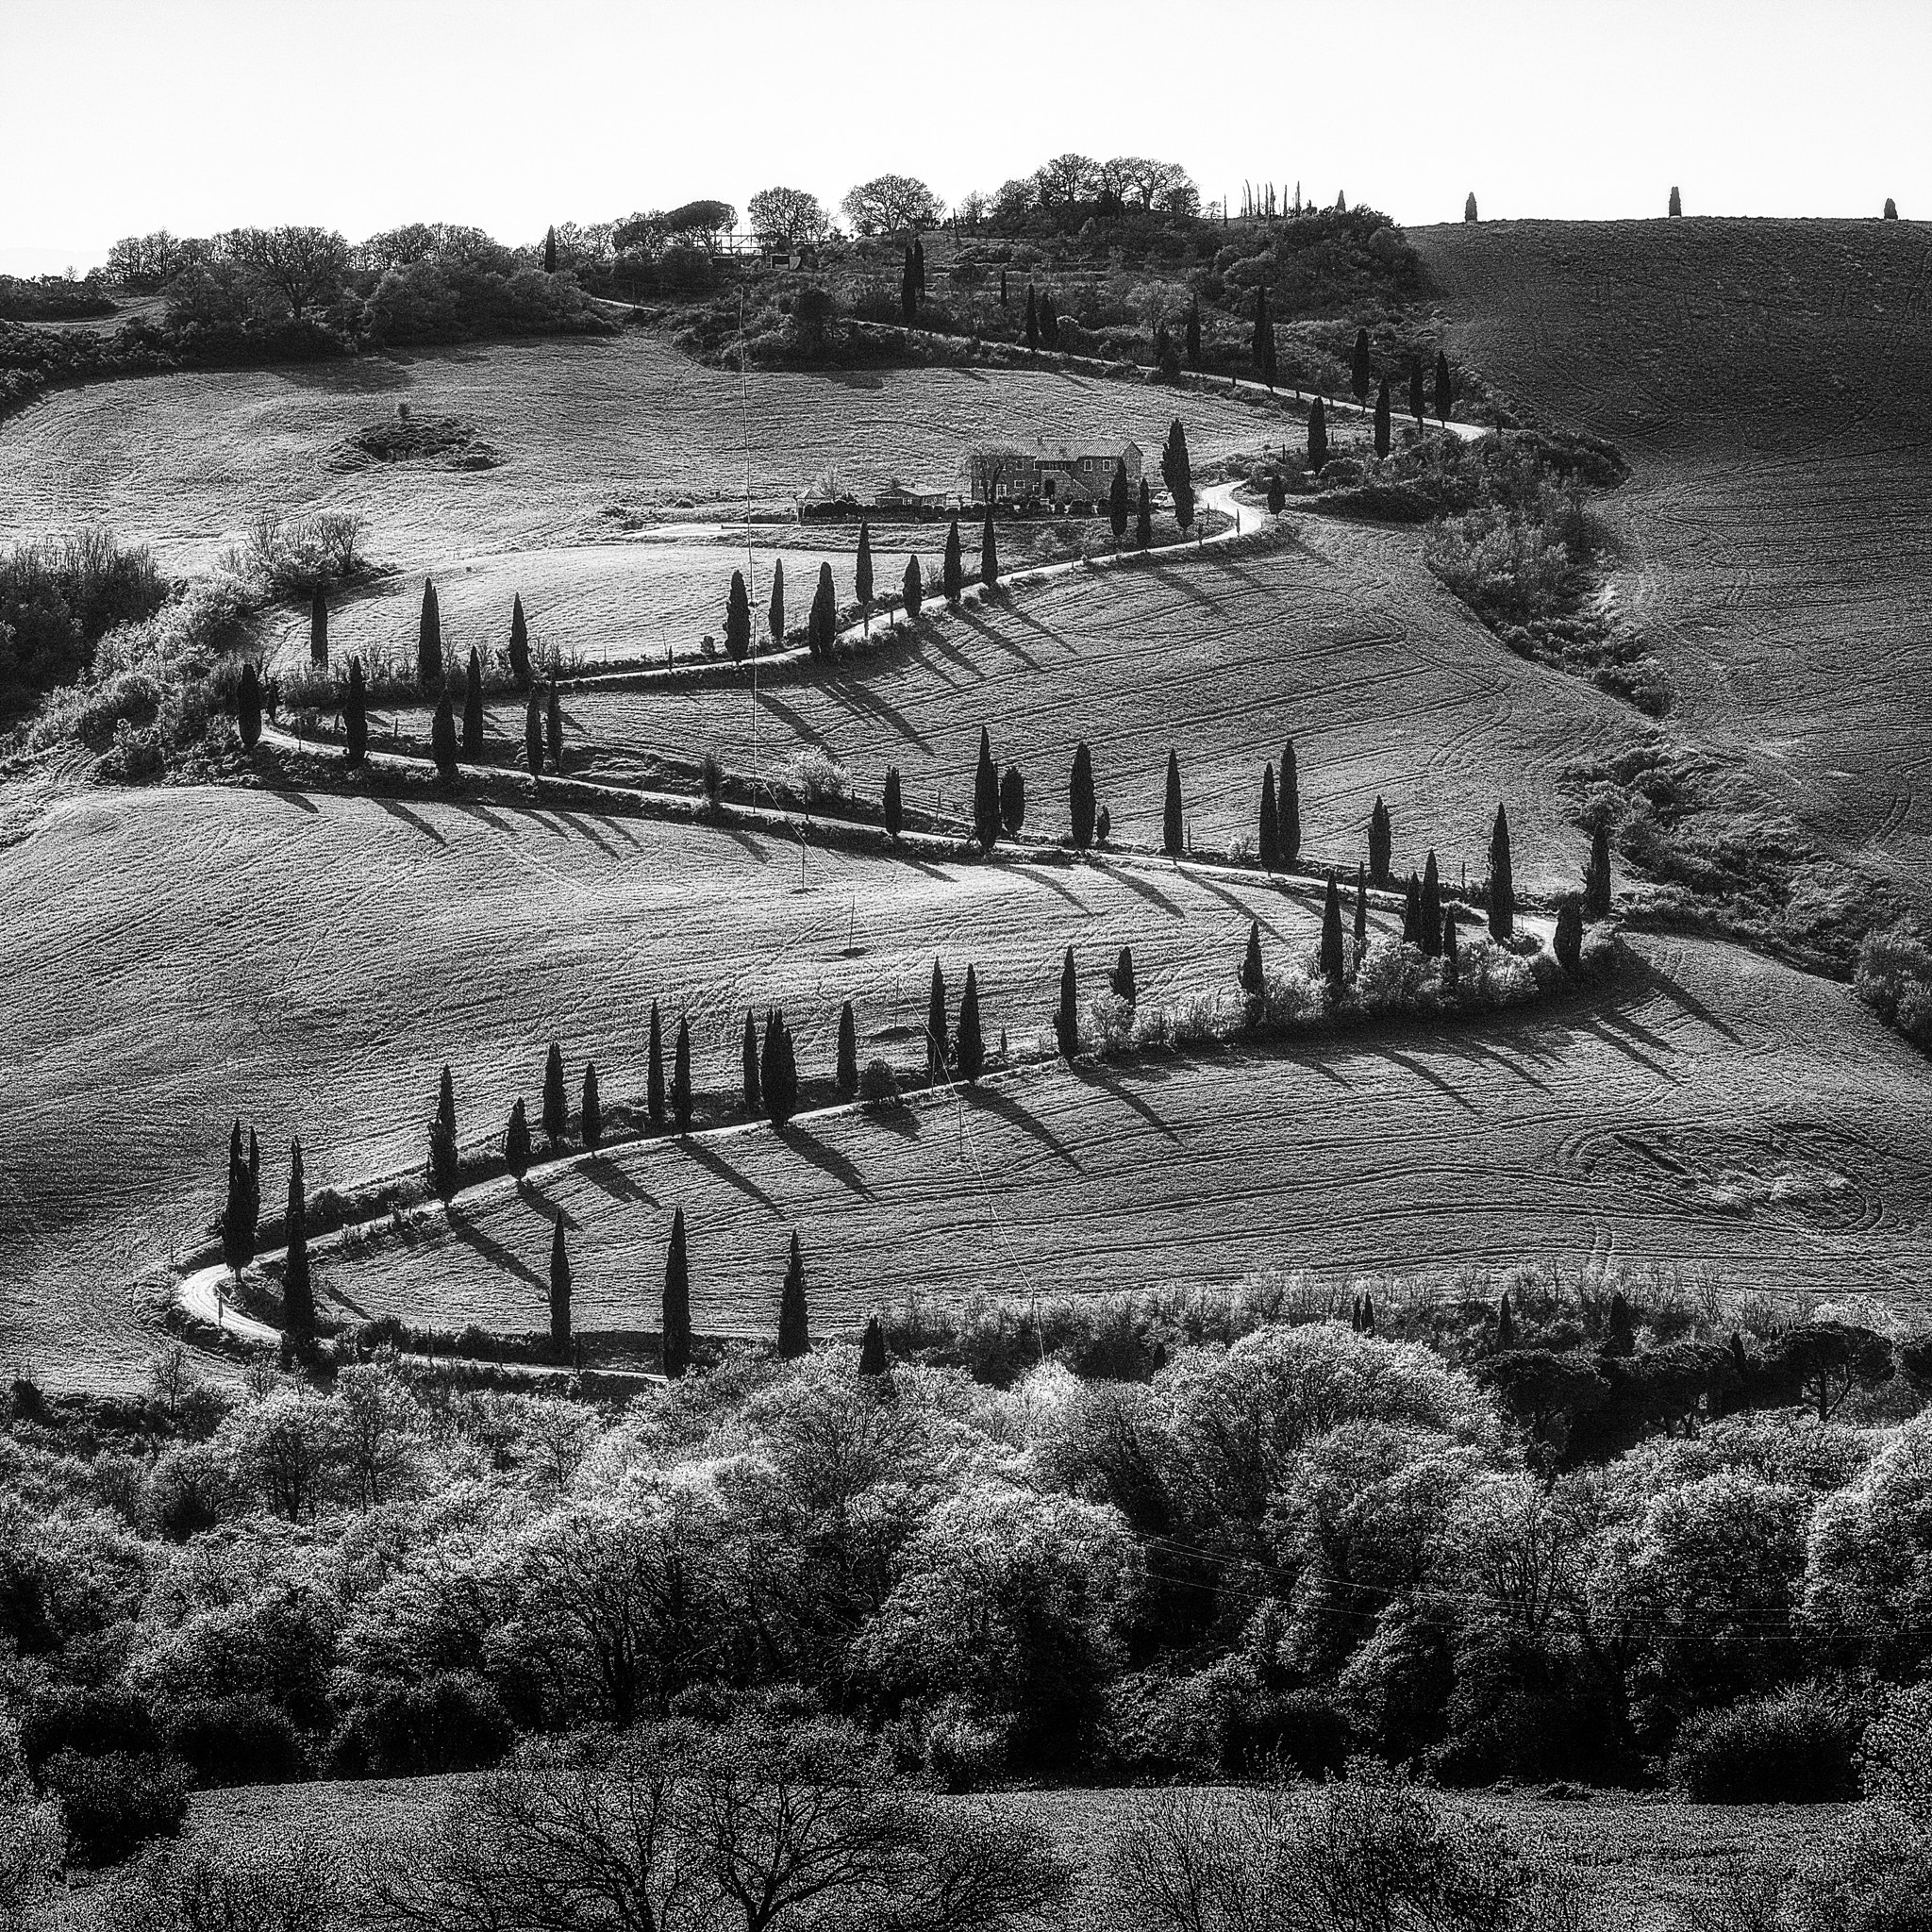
[969,1085,1083,1170]
[370,795,448,845]
[1376,1047,1482,1113]
[445,1205,550,1294]
[579,1157,656,1207]
[1075,1063,1180,1142]
[679,1137,784,1216]
[1094,862,1191,920]
[775,1126,874,1200]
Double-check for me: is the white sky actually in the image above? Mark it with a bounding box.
[3,0,1927,269]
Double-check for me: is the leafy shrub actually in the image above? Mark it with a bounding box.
[232,508,369,598]
[164,1695,306,1787]
[331,1673,514,1777]
[42,1748,189,1866]
[1,529,170,717]
[789,744,851,806]
[1671,1684,1862,1803]
[1087,991,1135,1056]
[859,1058,900,1105]
[1856,924,1932,1050]
[20,1687,159,1776]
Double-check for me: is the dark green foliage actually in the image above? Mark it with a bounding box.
[1605,1290,1636,1357]
[1055,946,1078,1059]
[1039,290,1058,341]
[331,1674,513,1780]
[309,587,327,666]
[546,684,563,775]
[1359,1292,1375,1335]
[1409,357,1425,427]
[1162,748,1183,857]
[942,519,964,607]
[999,763,1024,836]
[647,1002,665,1125]
[1369,795,1391,881]
[508,593,530,687]
[1768,1320,1894,1421]
[769,558,785,644]
[236,660,261,749]
[1497,1292,1515,1348]
[461,647,483,757]
[42,1749,189,1867]
[926,958,949,1080]
[1421,850,1442,956]
[1111,945,1136,1008]
[957,965,986,1085]
[1096,805,1111,843]
[282,1139,315,1332]
[1885,197,1899,219]
[344,657,367,767]
[1556,897,1584,972]
[1585,822,1612,917]
[524,691,542,781]
[1241,919,1264,998]
[417,578,441,686]
[1109,459,1129,548]
[1350,326,1372,405]
[741,1009,761,1113]
[1671,1687,1859,1803]
[778,1232,809,1358]
[1402,873,1423,946]
[1320,874,1345,984]
[580,1063,602,1148]
[1161,418,1195,533]
[662,1207,691,1378]
[1070,742,1096,849]
[1374,375,1391,459]
[1252,284,1275,387]
[1267,471,1286,514]
[724,570,751,664]
[427,1114,458,1203]
[1185,295,1201,367]
[548,1212,570,1353]
[1489,802,1515,941]
[543,225,558,274]
[1434,349,1453,425]
[1669,186,1682,218]
[856,521,874,618]
[859,1312,888,1376]
[979,506,999,589]
[245,1129,259,1236]
[810,560,837,658]
[761,1008,799,1126]
[974,726,1001,851]
[1258,763,1279,871]
[541,1041,567,1141]
[504,1098,531,1179]
[430,687,458,775]
[1280,741,1301,863]
[902,554,923,621]
[673,1017,692,1131]
[1135,477,1152,549]
[1024,282,1039,350]
[1464,192,1478,224]
[1354,863,1369,963]
[837,1000,858,1096]
[20,1687,158,1774]
[1307,395,1327,473]
[222,1137,253,1280]
[882,765,903,841]
[166,1695,305,1788]
[437,1066,457,1143]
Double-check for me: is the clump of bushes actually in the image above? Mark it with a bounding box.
[41,1748,191,1867]
[1671,1684,1864,1803]
[0,529,171,719]
[228,508,370,598]
[1856,923,1932,1050]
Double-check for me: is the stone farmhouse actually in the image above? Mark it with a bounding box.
[959,440,1145,508]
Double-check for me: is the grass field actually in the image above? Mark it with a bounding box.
[0,332,1283,573]
[1414,217,1932,926]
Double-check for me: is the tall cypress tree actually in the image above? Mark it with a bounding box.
[1408,358,1425,430]
[1055,947,1078,1059]
[1374,375,1391,459]
[674,1017,692,1132]
[1421,850,1443,956]
[725,571,752,665]
[222,1135,253,1281]
[942,519,964,608]
[1354,862,1369,964]
[1024,283,1039,351]
[461,647,484,757]
[778,1231,809,1358]
[768,558,785,647]
[812,561,837,658]
[431,687,458,776]
[546,684,563,776]
[1464,192,1479,225]
[309,587,327,666]
[1489,803,1515,941]
[856,521,874,633]
[1402,873,1423,947]
[1039,291,1058,342]
[1241,919,1265,999]
[1556,897,1583,973]
[662,1207,691,1378]
[1135,477,1153,549]
[1267,472,1286,514]
[1369,796,1392,882]
[1496,1291,1515,1348]
[1111,945,1136,1008]
[1162,749,1183,858]
[428,1110,458,1202]
[1161,419,1195,534]
[836,1000,858,1096]
[1070,743,1096,849]
[1350,327,1372,407]
[925,959,949,1080]
[1320,874,1345,984]
[1585,823,1613,918]
[882,767,903,841]
[1668,186,1682,218]
[858,1312,888,1376]
[505,1098,531,1181]
[741,1009,761,1113]
[761,1009,798,1126]
[581,1063,603,1148]
[418,579,442,686]
[647,1002,665,1126]
[542,1041,567,1142]
[1185,295,1201,368]
[543,225,558,274]
[549,1212,571,1354]
[246,1129,259,1238]
[973,727,1000,852]
[999,765,1025,836]
[437,1064,457,1145]
[524,691,542,782]
[1253,284,1276,388]
[956,965,985,1085]
[344,657,367,767]
[1434,350,1453,425]
[1307,396,1328,473]
[236,661,261,750]
[282,1139,314,1340]
[979,505,999,590]
[1108,459,1130,551]
[1280,741,1301,864]
[1258,763,1280,872]
[902,555,923,621]
[508,593,531,688]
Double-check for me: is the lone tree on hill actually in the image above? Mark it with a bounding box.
[1259,763,1280,872]
[1354,862,1369,964]
[1408,357,1425,430]
[508,594,531,688]
[1464,192,1479,224]
[1489,802,1515,941]
[1253,284,1276,389]
[222,1134,253,1282]
[524,691,542,782]
[741,1009,761,1114]
[1135,477,1153,549]
[418,579,441,686]
[1281,741,1301,865]
[882,766,903,841]
[1350,327,1372,407]
[546,685,563,776]
[543,225,558,274]
[1024,284,1039,351]
[1162,749,1184,858]
[580,1062,603,1148]
[1161,419,1195,534]
[1669,185,1683,217]
[236,661,261,749]
[778,1232,809,1358]
[768,558,785,648]
[1434,349,1453,425]
[505,1098,531,1182]
[901,554,924,622]
[942,520,965,608]
[1374,375,1391,459]
[761,1009,799,1126]
[1369,795,1392,882]
[1070,742,1096,849]
[309,588,327,666]
[925,959,949,1080]
[1320,874,1346,985]
[1109,459,1130,552]
[1885,197,1899,220]
[461,648,484,757]
[1241,919,1264,1000]
[859,1313,889,1376]
[344,658,367,767]
[837,1000,858,1096]
[647,1002,666,1126]
[437,1063,457,1144]
[856,521,874,633]
[673,1016,692,1131]
[548,1212,571,1354]
[979,505,999,590]
[1055,946,1079,1059]
[810,561,838,658]
[282,1140,315,1340]
[1556,896,1584,973]
[1307,396,1328,473]
[662,1207,691,1378]
[999,764,1025,836]
[957,964,986,1085]
[1585,822,1613,918]
[428,1108,458,1202]
[1111,944,1137,1008]
[430,687,458,776]
[725,571,752,665]
[1402,873,1423,946]
[974,727,1001,851]
[1421,849,1443,956]
[542,1041,568,1143]
[1185,295,1202,368]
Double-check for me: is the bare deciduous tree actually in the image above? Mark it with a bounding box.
[747,187,830,249]
[840,175,944,237]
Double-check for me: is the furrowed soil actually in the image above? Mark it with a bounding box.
[0,332,1279,571]
[1413,217,1932,931]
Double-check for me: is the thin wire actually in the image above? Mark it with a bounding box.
[740,276,758,809]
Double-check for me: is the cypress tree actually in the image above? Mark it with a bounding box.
[1402,873,1423,947]
[1108,459,1129,550]
[856,522,874,631]
[1442,909,1460,991]
[417,579,441,686]
[505,1098,531,1180]
[1434,350,1453,425]
[1024,283,1039,351]
[1464,192,1479,225]
[461,647,484,757]
[542,1041,567,1142]
[974,726,1000,851]
[1556,897,1584,973]
[430,687,458,776]
[813,560,837,658]
[428,1113,458,1202]
[1161,419,1195,533]
[1350,327,1372,407]
[836,1000,858,1096]
[1253,284,1276,388]
[581,1063,602,1148]
[1055,946,1078,1059]
[725,570,752,665]
[1162,749,1184,858]
[926,959,949,1080]
[1354,862,1369,964]
[999,764,1024,836]
[1039,291,1058,343]
[549,1212,571,1354]
[662,1207,691,1378]
[912,235,924,296]
[674,1017,692,1131]
[761,1009,798,1126]
[1884,197,1899,220]
[1307,396,1328,473]
[1359,1293,1375,1337]
[778,1232,809,1358]
[1241,919,1264,999]
[309,587,327,666]
[1135,477,1153,549]
[1489,802,1515,941]
[1070,743,1096,849]
[1496,1291,1515,1347]
[524,691,541,781]
[1369,796,1392,882]
[1668,186,1682,218]
[979,505,999,590]
[222,1137,253,1281]
[1111,945,1137,1008]
[1320,873,1345,984]
[508,593,531,688]
[1606,1291,1636,1356]
[1267,472,1286,514]
[942,519,964,607]
[282,1140,314,1339]
[882,766,903,841]
[1408,357,1425,429]
[956,965,985,1085]
[236,661,261,750]
[437,1064,457,1144]
[1585,823,1613,918]
[769,558,785,647]
[1258,763,1280,872]
[741,1010,761,1113]
[902,554,923,621]
[1185,295,1201,368]
[647,1002,665,1126]
[858,1312,888,1376]
[543,225,558,274]
[344,658,367,767]
[1374,375,1391,459]
[546,684,563,776]
[1421,850,1443,957]
[1280,741,1301,864]
[246,1129,259,1238]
